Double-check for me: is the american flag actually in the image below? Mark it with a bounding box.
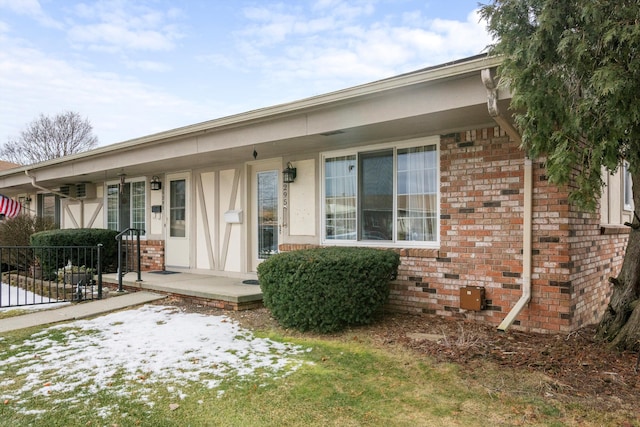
[0,194,21,218]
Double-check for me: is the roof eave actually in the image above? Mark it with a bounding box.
[0,54,503,178]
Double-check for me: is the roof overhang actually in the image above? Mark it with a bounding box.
[0,55,511,194]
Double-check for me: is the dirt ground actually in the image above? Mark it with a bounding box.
[161,297,640,414]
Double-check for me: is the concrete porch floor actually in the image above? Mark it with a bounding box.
[101,271,263,310]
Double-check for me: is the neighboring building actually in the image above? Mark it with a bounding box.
[0,54,631,332]
[0,160,20,171]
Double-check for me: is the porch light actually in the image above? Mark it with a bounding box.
[150,176,162,191]
[282,162,297,184]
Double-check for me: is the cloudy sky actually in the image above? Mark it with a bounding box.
[0,0,492,147]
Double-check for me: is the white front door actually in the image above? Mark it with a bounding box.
[165,172,190,268]
[249,160,281,272]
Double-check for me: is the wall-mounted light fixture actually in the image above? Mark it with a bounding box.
[119,173,126,194]
[150,176,162,191]
[282,162,297,184]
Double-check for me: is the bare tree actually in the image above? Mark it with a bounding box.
[1,111,98,165]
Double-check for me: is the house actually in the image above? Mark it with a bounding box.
[0,54,631,333]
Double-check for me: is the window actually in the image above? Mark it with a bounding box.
[322,137,439,245]
[624,161,633,211]
[257,171,278,259]
[169,179,186,237]
[106,180,146,234]
[37,194,60,227]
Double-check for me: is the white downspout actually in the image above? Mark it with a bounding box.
[498,157,532,331]
[481,68,532,331]
[25,170,84,227]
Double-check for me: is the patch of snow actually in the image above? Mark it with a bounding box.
[0,282,70,311]
[0,304,308,418]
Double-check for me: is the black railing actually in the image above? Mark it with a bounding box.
[115,228,144,292]
[0,245,103,308]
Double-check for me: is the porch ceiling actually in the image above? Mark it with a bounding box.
[0,100,509,194]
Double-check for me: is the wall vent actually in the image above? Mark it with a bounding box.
[76,183,96,199]
[59,185,76,197]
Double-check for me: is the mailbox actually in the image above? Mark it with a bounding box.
[224,210,243,224]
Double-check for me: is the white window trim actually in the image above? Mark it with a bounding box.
[105,177,148,238]
[623,161,634,212]
[320,135,440,249]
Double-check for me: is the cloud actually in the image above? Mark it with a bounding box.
[221,3,491,92]
[67,0,184,53]
[0,1,493,147]
[124,59,171,72]
[0,34,212,145]
[0,0,63,29]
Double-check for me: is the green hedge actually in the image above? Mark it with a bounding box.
[257,247,400,333]
[30,228,119,276]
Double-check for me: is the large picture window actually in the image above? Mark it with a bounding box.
[107,180,146,234]
[323,137,438,246]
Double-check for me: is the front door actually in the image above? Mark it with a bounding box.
[249,161,280,272]
[165,172,190,268]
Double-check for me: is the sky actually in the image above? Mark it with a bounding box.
[0,0,492,148]
[0,304,307,419]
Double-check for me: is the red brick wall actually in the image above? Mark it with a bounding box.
[567,220,628,330]
[386,127,628,333]
[140,239,164,271]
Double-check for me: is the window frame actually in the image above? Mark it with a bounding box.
[37,193,60,227]
[320,136,440,248]
[623,161,634,212]
[105,177,147,236]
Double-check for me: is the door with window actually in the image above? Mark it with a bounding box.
[165,173,190,268]
[249,161,280,272]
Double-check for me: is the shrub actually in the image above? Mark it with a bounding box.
[30,228,119,277]
[0,214,56,270]
[257,247,400,333]
[0,214,56,246]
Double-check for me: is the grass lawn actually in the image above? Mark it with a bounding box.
[0,307,636,427]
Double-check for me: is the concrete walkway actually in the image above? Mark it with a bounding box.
[0,291,166,334]
[102,271,263,308]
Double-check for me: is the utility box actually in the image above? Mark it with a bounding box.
[460,286,486,311]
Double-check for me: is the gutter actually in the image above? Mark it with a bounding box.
[25,170,84,227]
[480,68,532,331]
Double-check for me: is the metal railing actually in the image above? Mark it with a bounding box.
[0,245,103,308]
[115,228,144,292]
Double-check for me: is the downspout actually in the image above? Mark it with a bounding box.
[25,170,84,227]
[480,68,532,331]
[498,157,532,331]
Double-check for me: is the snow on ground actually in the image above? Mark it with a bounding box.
[0,282,68,311]
[0,304,308,418]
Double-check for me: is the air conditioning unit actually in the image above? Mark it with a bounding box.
[76,183,96,199]
[59,185,76,198]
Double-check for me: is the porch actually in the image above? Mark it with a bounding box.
[101,271,263,311]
